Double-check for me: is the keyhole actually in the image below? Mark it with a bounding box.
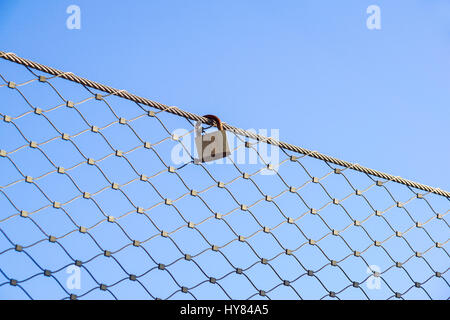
[206,135,216,158]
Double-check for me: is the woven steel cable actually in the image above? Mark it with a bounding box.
[0,53,448,300]
[0,51,448,199]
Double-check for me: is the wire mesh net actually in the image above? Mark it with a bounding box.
[0,58,449,300]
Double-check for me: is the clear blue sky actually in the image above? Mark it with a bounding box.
[0,1,448,300]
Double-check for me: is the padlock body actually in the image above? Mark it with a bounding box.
[195,130,231,162]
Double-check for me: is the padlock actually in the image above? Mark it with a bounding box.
[195,115,231,162]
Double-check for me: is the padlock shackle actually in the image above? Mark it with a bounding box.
[203,114,224,131]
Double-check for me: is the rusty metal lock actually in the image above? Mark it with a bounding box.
[195,115,231,162]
